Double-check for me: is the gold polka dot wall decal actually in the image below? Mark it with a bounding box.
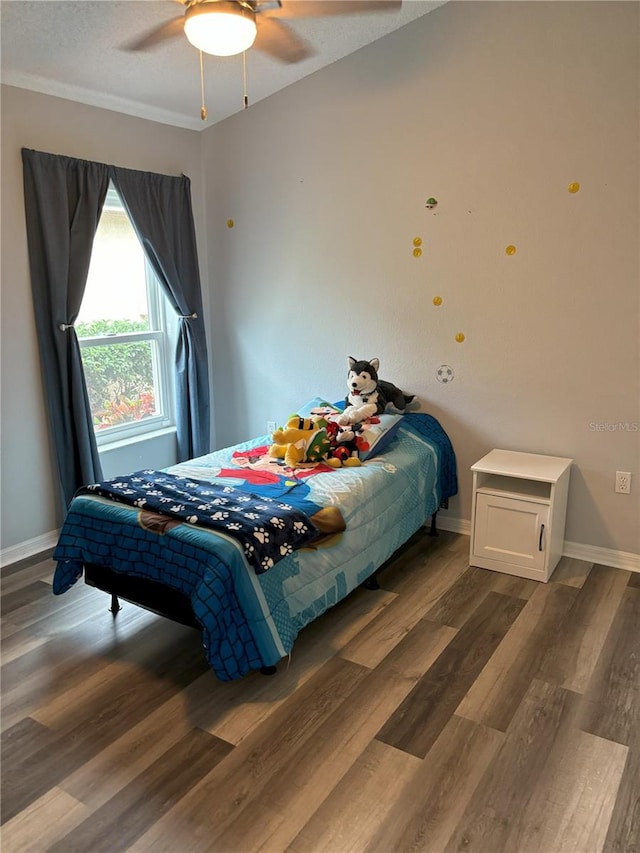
[413,247,422,258]
[505,244,516,255]
[433,296,443,306]
[413,237,423,247]
[455,332,466,343]
[568,182,580,193]
[227,219,235,228]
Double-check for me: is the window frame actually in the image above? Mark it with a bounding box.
[78,185,176,447]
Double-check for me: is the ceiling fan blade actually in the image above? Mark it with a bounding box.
[121,15,185,52]
[253,17,315,63]
[272,1,402,19]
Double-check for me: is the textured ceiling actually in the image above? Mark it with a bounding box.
[1,0,445,129]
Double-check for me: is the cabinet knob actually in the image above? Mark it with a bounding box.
[539,524,545,551]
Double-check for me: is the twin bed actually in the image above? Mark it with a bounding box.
[53,408,457,681]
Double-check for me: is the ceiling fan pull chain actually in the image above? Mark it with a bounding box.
[243,50,249,110]
[199,49,208,121]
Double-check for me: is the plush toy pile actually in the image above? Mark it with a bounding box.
[268,412,364,469]
[268,357,414,470]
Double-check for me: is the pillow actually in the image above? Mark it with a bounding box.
[356,413,404,460]
[296,397,342,418]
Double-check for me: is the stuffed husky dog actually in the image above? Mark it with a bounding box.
[339,357,414,425]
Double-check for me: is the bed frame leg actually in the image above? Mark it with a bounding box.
[429,511,439,537]
[110,594,121,615]
[261,665,277,676]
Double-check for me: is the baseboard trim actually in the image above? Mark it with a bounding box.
[562,541,640,573]
[0,529,60,568]
[437,516,471,536]
[436,516,639,573]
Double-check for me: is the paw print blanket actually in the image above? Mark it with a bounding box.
[74,471,334,575]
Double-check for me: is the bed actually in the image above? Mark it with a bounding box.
[52,408,457,681]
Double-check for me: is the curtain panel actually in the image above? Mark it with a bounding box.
[21,148,210,509]
[110,166,210,461]
[22,149,109,508]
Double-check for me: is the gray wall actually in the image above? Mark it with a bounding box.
[202,1,639,556]
[0,89,207,553]
[1,1,638,563]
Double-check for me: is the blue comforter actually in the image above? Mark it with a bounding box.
[53,413,457,681]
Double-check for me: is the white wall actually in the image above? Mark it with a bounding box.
[203,1,639,556]
[0,87,207,552]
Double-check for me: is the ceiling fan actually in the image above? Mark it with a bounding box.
[125,0,403,64]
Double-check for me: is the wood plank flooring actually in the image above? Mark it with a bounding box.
[1,531,638,852]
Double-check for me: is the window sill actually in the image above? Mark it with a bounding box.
[97,426,177,453]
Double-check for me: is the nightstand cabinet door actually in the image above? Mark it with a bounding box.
[473,492,550,575]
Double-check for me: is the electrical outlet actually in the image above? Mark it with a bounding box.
[615,471,631,494]
[267,421,277,434]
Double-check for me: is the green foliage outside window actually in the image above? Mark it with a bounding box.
[77,318,158,428]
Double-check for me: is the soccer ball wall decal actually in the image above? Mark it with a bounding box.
[436,365,455,384]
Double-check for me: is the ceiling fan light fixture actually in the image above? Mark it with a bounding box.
[184,1,257,57]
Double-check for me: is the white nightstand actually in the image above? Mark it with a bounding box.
[470,449,572,582]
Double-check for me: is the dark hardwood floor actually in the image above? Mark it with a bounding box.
[1,531,638,852]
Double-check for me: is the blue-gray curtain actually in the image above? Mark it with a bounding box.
[110,166,210,461]
[22,148,211,509]
[22,149,109,508]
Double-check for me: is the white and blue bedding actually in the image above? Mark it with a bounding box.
[53,413,457,681]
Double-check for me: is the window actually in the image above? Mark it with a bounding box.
[77,184,176,445]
